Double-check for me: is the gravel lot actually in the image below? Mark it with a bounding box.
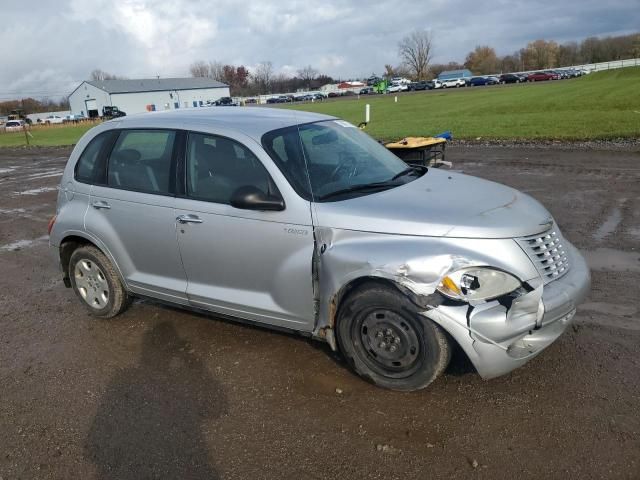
[0,145,639,479]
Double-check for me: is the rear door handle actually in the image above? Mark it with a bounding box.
[176,214,203,224]
[92,201,111,210]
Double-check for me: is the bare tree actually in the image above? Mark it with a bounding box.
[499,53,521,73]
[252,61,274,94]
[297,65,318,89]
[189,61,210,77]
[398,30,434,80]
[383,64,396,79]
[90,69,119,81]
[208,61,225,82]
[557,42,581,67]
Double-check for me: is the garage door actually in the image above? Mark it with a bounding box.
[85,99,98,117]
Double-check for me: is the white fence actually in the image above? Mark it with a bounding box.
[576,57,640,72]
[512,57,640,76]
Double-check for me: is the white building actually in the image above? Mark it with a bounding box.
[68,78,230,117]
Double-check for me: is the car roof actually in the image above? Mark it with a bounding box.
[103,107,337,141]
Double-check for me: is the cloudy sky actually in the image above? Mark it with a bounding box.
[1,0,638,100]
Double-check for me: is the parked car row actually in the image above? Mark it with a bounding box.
[273,66,588,102]
[372,67,590,96]
[266,93,327,103]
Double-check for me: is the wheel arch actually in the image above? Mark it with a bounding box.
[319,271,465,354]
[59,233,128,290]
[328,275,445,337]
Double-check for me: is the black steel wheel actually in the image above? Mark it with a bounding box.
[353,308,423,379]
[336,282,451,391]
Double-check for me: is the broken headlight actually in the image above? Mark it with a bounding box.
[437,267,521,302]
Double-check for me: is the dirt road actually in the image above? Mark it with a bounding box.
[1,145,639,479]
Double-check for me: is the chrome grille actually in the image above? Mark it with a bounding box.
[518,226,570,283]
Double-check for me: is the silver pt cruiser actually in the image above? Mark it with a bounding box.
[50,108,590,391]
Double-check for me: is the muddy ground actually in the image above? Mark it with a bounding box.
[0,145,639,479]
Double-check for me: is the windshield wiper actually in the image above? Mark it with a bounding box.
[390,164,427,181]
[317,166,427,201]
[317,181,398,201]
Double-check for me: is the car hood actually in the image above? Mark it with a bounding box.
[314,169,553,239]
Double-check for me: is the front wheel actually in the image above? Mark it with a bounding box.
[336,283,451,391]
[69,245,130,318]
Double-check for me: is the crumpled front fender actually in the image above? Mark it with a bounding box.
[311,227,540,347]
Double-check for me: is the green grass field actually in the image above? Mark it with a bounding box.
[284,67,640,141]
[1,68,638,147]
[0,123,96,147]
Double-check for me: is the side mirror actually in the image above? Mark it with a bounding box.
[230,185,285,211]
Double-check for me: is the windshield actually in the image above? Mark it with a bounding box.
[262,120,421,202]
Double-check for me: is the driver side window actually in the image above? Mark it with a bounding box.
[186,133,273,205]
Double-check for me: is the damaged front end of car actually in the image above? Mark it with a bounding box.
[312,226,590,379]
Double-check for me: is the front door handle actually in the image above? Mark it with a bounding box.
[92,201,111,210]
[176,214,203,224]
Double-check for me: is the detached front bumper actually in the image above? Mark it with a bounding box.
[423,243,590,379]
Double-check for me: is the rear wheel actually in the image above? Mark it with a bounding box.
[69,245,130,318]
[336,283,451,391]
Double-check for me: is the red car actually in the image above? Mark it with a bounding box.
[527,71,559,82]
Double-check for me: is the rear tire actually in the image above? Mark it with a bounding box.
[69,245,130,318]
[336,283,451,391]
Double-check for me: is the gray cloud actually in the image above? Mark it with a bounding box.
[1,0,638,99]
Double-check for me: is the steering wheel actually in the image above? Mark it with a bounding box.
[329,152,358,181]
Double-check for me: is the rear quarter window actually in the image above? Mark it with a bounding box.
[107,130,176,195]
[75,131,115,184]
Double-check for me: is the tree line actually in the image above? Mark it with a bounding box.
[189,31,639,95]
[403,32,640,78]
[188,60,336,96]
[0,97,70,116]
[461,33,640,75]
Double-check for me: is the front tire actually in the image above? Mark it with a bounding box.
[336,283,451,391]
[69,245,130,318]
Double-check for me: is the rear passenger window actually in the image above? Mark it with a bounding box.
[186,133,274,205]
[75,132,112,184]
[107,130,175,194]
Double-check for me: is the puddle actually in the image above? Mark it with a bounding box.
[14,186,58,196]
[26,168,64,180]
[584,248,640,272]
[0,168,16,174]
[593,207,622,242]
[25,172,63,180]
[0,235,49,252]
[0,208,26,214]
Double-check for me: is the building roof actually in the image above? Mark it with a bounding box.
[85,77,228,94]
[438,69,473,79]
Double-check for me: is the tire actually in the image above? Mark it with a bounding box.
[336,283,451,391]
[69,245,130,318]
